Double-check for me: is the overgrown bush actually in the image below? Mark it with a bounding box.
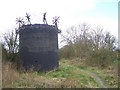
[59,45,75,59]
[59,23,117,68]
[86,48,117,68]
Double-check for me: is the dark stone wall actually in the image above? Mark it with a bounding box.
[19,24,58,71]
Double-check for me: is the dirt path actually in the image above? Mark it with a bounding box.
[80,69,107,88]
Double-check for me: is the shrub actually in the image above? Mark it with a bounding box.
[86,48,117,68]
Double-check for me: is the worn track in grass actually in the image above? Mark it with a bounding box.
[80,69,107,88]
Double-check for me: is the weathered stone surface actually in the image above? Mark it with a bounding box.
[19,24,58,71]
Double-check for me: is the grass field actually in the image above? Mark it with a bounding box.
[2,58,118,88]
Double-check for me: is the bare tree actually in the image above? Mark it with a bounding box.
[61,23,90,45]
[89,27,116,51]
[89,27,104,50]
[2,29,19,61]
[60,23,116,58]
[104,32,116,50]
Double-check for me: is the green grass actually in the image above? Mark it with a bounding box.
[39,61,100,88]
[89,67,118,88]
[2,59,118,88]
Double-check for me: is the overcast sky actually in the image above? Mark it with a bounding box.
[0,0,119,47]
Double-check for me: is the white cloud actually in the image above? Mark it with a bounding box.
[0,0,118,48]
[0,0,118,41]
[0,0,96,33]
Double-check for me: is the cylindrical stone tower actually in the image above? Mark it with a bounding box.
[19,24,58,71]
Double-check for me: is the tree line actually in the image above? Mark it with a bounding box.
[1,22,118,68]
[59,23,118,68]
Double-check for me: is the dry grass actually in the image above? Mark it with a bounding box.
[2,60,79,88]
[2,59,118,88]
[2,61,20,87]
